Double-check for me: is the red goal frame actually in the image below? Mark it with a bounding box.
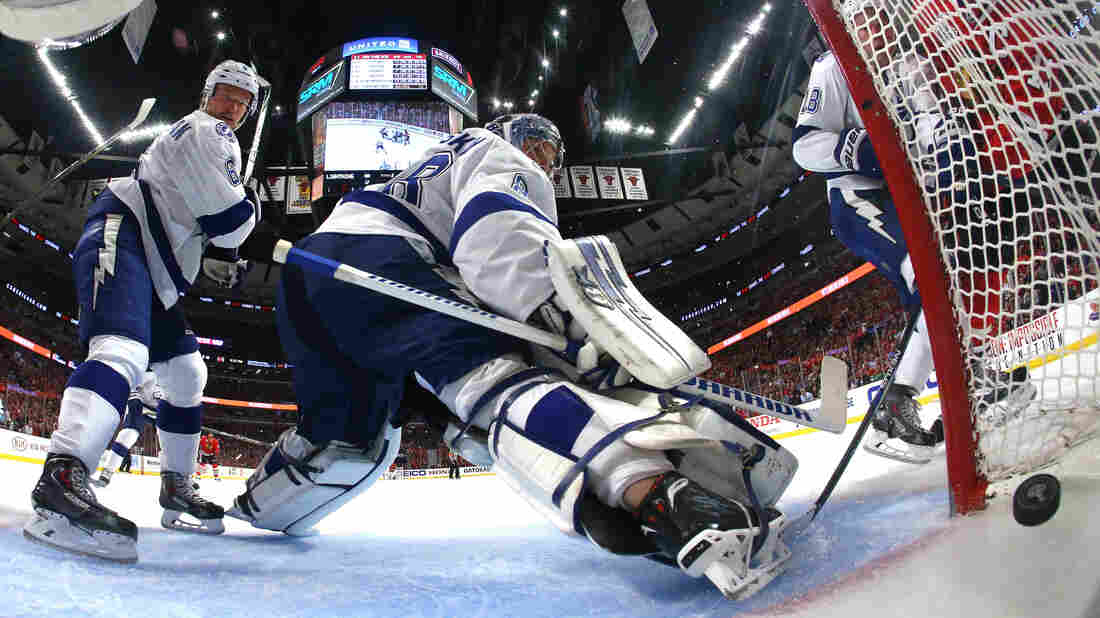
[803,0,987,513]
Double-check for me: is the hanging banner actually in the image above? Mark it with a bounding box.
[286,175,312,214]
[622,0,659,64]
[620,167,649,200]
[550,170,571,198]
[569,166,597,199]
[260,175,286,202]
[596,166,625,200]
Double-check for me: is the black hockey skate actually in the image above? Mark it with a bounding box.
[636,472,791,600]
[23,454,138,563]
[160,471,225,535]
[864,384,940,464]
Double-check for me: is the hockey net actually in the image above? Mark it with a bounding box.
[806,0,1100,512]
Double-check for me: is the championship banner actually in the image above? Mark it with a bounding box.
[550,170,572,198]
[620,167,649,200]
[286,175,312,214]
[569,165,598,199]
[596,166,625,200]
[261,175,286,203]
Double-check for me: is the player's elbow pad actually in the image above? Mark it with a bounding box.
[201,197,258,248]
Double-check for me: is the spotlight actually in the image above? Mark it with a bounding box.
[560,7,568,17]
[216,31,226,41]
[552,29,560,38]
[211,10,219,18]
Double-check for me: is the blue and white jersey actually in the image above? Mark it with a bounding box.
[793,51,940,195]
[316,128,561,322]
[108,110,257,308]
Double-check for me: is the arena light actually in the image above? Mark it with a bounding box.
[606,117,632,134]
[667,108,696,144]
[779,186,790,198]
[800,243,814,255]
[492,97,501,109]
[560,7,568,17]
[708,38,750,91]
[552,29,560,38]
[695,244,707,253]
[541,58,550,68]
[633,268,651,277]
[37,49,104,145]
[660,259,673,267]
[531,89,539,97]
[119,122,171,143]
[528,99,535,107]
[275,105,282,113]
[211,10,220,18]
[216,31,226,41]
[504,101,514,109]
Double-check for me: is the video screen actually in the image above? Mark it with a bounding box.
[314,100,459,172]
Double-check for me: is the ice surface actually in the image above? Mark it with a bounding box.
[2,409,1097,617]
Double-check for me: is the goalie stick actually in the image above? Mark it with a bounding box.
[785,308,922,538]
[271,240,849,434]
[0,97,156,232]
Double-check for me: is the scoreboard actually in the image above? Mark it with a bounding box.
[349,53,427,90]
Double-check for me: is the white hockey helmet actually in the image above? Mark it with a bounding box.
[201,60,260,126]
[485,113,565,172]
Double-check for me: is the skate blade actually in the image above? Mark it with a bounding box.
[161,510,225,535]
[23,510,137,563]
[862,430,934,465]
[225,502,255,524]
[703,517,793,600]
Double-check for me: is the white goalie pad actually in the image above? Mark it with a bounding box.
[546,235,710,389]
[227,424,401,536]
[605,387,798,508]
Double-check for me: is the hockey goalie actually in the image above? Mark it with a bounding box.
[226,114,805,600]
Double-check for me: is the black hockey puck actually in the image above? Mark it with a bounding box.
[1013,473,1061,527]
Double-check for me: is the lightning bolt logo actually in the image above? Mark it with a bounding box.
[93,215,123,310]
[845,191,897,244]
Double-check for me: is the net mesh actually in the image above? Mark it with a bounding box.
[832,0,1100,481]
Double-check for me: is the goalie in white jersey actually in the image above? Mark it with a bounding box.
[24,60,263,562]
[228,114,798,600]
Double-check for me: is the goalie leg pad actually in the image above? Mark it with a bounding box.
[227,423,400,536]
[484,379,673,535]
[545,236,711,388]
[604,387,798,508]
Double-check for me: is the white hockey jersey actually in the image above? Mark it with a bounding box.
[793,51,941,195]
[108,110,257,308]
[316,128,561,322]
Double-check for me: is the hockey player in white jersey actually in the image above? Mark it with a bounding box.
[24,60,262,562]
[792,0,1033,463]
[91,371,160,488]
[228,114,798,600]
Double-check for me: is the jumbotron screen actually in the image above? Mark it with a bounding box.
[313,100,461,173]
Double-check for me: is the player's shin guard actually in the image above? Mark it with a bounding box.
[49,360,133,474]
[227,423,401,536]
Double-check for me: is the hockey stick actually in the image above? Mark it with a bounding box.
[271,240,849,434]
[201,425,274,448]
[785,307,922,537]
[0,97,156,232]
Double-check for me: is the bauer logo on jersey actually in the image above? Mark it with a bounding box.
[802,88,822,115]
[215,121,236,141]
[511,173,529,197]
[225,158,241,186]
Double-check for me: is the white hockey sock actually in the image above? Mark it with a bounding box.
[51,386,128,474]
[894,310,934,392]
[158,428,199,476]
[101,450,124,475]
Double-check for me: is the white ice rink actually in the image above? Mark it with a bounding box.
[2,406,1098,618]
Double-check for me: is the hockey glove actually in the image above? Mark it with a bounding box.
[532,295,633,390]
[202,246,252,289]
[837,128,883,179]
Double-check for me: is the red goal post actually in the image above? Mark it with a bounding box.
[803,0,985,514]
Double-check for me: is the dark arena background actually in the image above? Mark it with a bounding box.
[0,2,1097,616]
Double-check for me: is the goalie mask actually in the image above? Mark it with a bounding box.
[485,113,565,176]
[201,60,260,129]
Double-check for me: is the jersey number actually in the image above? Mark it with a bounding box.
[383,152,453,207]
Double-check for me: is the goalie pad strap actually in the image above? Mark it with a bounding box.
[551,409,667,509]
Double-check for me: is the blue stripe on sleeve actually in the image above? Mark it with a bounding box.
[342,190,451,265]
[450,191,555,260]
[197,198,254,239]
[139,180,191,294]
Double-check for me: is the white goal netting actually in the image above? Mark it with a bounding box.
[830,0,1100,482]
